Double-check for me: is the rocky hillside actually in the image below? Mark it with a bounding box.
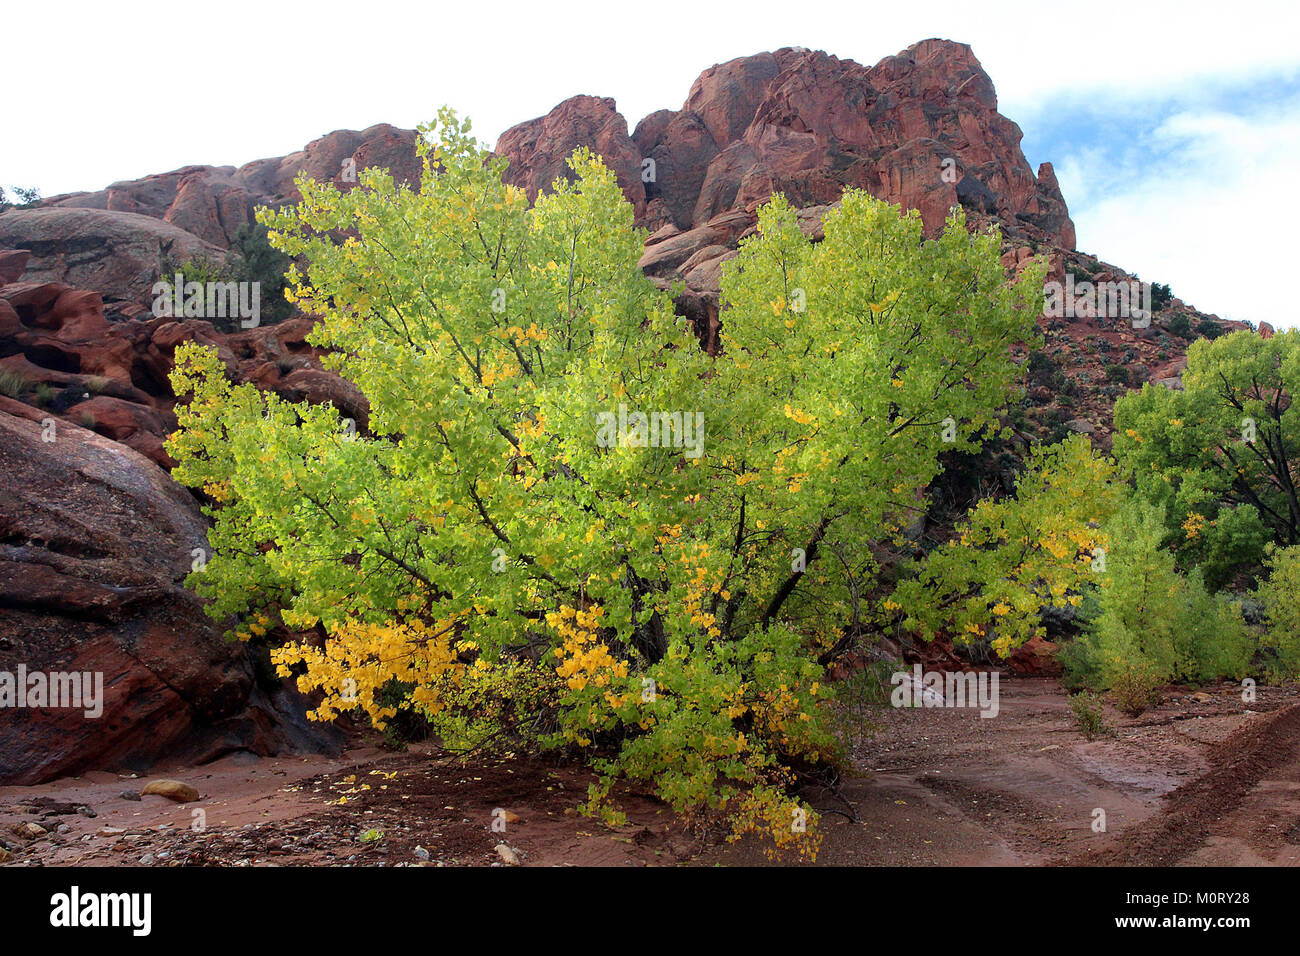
[0,38,1267,782]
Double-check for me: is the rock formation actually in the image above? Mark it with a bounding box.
[495,40,1078,353]
[0,396,341,784]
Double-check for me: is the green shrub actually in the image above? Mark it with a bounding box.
[1069,691,1112,739]
[1109,656,1165,717]
[1065,263,1092,284]
[1258,544,1300,679]
[165,254,230,287]
[1067,499,1258,709]
[230,221,294,325]
[1171,574,1255,682]
[1059,631,1104,692]
[159,220,294,330]
[1151,282,1173,311]
[1027,350,1063,390]
[1167,313,1193,339]
[0,368,28,398]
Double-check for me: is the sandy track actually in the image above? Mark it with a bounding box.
[4,679,1299,866]
[700,678,1300,866]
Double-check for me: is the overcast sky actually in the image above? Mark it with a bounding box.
[8,0,1298,327]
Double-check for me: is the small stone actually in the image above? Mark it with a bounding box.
[141,780,200,803]
[495,843,521,866]
[139,853,155,866]
[10,822,46,840]
[413,846,430,861]
[121,790,142,801]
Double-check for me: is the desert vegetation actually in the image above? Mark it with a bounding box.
[155,110,1300,859]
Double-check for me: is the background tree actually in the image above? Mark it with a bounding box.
[230,221,294,325]
[894,435,1123,657]
[1112,330,1298,589]
[0,185,41,211]
[161,221,296,330]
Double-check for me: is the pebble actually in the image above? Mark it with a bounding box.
[141,779,201,803]
[494,843,521,866]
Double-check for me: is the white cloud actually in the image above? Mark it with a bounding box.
[1063,97,1300,328]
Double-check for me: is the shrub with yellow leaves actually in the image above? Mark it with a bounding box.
[167,108,1045,859]
[897,435,1124,655]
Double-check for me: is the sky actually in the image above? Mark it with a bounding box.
[7,0,1298,327]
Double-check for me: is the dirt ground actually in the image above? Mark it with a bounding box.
[3,677,1299,867]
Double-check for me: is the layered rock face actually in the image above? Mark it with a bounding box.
[621,41,1075,246]
[36,123,420,249]
[493,40,1076,350]
[1,124,421,321]
[502,41,1075,243]
[497,95,649,220]
[0,397,341,784]
[0,246,335,469]
[0,208,227,309]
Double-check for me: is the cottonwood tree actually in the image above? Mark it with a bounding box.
[1113,330,1299,589]
[167,108,1046,855]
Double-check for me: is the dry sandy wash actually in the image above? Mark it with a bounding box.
[3,679,1299,867]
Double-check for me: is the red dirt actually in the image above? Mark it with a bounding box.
[4,678,1299,867]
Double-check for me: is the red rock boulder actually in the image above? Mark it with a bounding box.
[0,398,341,784]
[497,95,647,219]
[1004,635,1063,677]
